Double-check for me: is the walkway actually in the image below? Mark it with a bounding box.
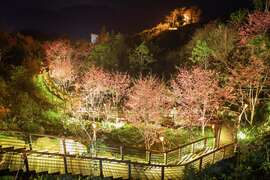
[0,130,235,179]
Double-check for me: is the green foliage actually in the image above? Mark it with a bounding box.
[3,33,43,67]
[191,40,213,66]
[128,41,156,73]
[230,9,248,24]
[183,165,201,180]
[89,33,128,71]
[0,77,8,105]
[248,34,270,59]
[109,124,144,147]
[42,110,63,124]
[164,127,213,149]
[252,0,267,11]
[33,74,64,105]
[0,66,66,133]
[183,23,237,70]
[9,92,42,132]
[10,66,35,92]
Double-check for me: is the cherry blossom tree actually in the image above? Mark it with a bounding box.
[125,76,171,150]
[80,66,111,120]
[44,40,75,90]
[239,11,270,44]
[105,72,131,118]
[171,67,229,135]
[229,58,269,125]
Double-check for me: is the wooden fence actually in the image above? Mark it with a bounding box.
[0,130,234,179]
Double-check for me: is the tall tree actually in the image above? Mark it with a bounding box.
[128,42,155,74]
[171,67,229,135]
[44,40,75,90]
[89,33,128,71]
[229,58,269,125]
[239,11,270,44]
[80,66,111,120]
[125,76,171,150]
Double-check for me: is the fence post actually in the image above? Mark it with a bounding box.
[161,166,165,180]
[120,146,124,160]
[216,127,221,148]
[62,138,68,174]
[178,148,182,161]
[212,151,216,164]
[163,153,167,165]
[214,137,217,148]
[223,146,226,159]
[28,134,33,150]
[204,138,207,149]
[99,159,104,178]
[128,161,131,180]
[22,151,30,175]
[199,157,203,171]
[146,151,151,164]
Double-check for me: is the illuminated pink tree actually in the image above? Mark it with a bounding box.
[239,11,270,44]
[44,40,75,90]
[229,58,268,125]
[80,66,111,119]
[100,72,131,119]
[125,76,171,150]
[171,67,228,135]
[108,72,131,107]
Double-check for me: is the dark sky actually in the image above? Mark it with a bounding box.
[0,0,252,39]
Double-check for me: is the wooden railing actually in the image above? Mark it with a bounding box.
[0,130,234,179]
[0,130,216,165]
[92,137,216,165]
[0,143,235,179]
[182,142,235,171]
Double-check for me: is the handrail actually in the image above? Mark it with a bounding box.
[0,129,63,139]
[0,129,214,154]
[0,142,235,168]
[181,142,235,166]
[0,130,235,180]
[0,129,217,166]
[165,137,214,153]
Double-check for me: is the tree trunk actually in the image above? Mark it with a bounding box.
[250,105,255,125]
[202,125,205,136]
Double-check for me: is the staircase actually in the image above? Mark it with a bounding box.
[0,130,235,179]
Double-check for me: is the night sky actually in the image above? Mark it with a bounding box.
[0,0,252,39]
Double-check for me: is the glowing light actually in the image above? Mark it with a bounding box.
[114,121,125,129]
[159,136,164,142]
[238,131,246,140]
[183,13,190,23]
[92,122,97,129]
[168,27,178,31]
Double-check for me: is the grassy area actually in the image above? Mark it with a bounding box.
[33,74,64,106]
